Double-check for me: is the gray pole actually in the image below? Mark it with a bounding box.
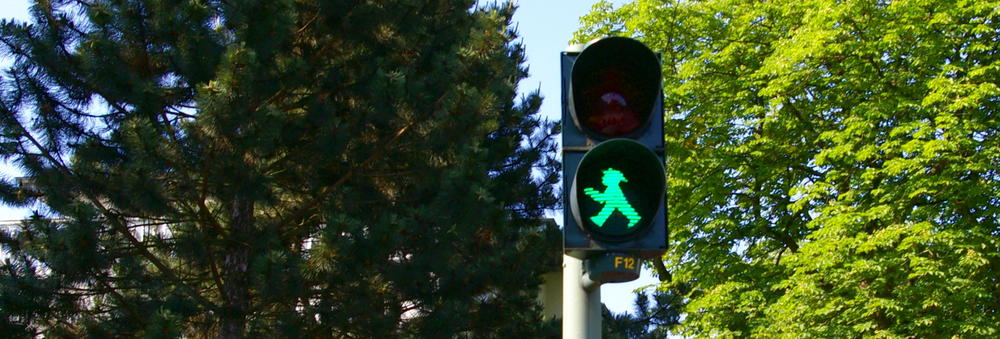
[563,254,602,338]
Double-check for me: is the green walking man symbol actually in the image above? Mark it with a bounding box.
[583,168,640,228]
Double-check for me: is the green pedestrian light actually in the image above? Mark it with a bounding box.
[570,139,664,242]
[584,168,640,228]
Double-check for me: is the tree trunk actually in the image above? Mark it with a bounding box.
[220,196,254,339]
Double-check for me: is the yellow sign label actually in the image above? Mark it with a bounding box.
[613,256,637,270]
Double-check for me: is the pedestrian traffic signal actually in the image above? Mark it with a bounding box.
[562,37,667,259]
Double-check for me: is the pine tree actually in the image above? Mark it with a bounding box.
[602,289,683,339]
[0,0,560,337]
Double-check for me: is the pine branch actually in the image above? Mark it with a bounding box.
[277,92,444,229]
[9,114,217,312]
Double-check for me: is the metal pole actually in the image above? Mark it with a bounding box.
[563,254,601,339]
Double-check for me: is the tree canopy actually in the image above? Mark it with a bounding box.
[0,0,560,337]
[578,0,999,337]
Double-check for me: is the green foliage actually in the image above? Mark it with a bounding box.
[578,0,1000,337]
[1,0,559,337]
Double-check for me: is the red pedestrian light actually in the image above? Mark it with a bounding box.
[569,37,660,139]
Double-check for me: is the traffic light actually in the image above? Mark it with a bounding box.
[562,37,666,259]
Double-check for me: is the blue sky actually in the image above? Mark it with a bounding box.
[0,0,658,316]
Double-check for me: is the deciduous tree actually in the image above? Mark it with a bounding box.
[578,0,1000,337]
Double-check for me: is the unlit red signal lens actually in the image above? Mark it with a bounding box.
[570,37,660,140]
[580,68,642,137]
